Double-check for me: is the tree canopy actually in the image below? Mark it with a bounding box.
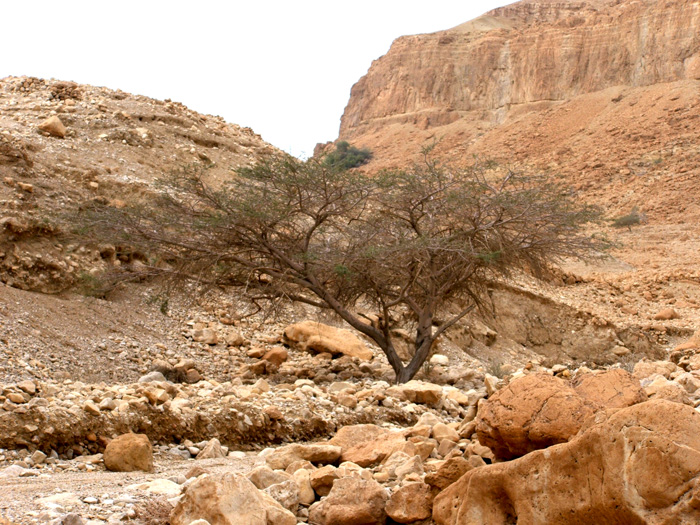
[84,155,603,383]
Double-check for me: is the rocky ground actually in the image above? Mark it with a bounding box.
[1,71,699,524]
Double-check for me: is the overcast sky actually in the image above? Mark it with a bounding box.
[2,1,512,158]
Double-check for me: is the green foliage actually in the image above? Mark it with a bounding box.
[323,140,372,170]
[81,155,604,383]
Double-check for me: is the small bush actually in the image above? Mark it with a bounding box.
[612,206,643,231]
[323,140,372,170]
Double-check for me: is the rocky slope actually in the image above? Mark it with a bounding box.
[338,0,700,223]
[0,76,280,293]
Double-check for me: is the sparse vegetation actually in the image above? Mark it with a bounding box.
[323,140,372,169]
[612,206,643,231]
[82,155,604,383]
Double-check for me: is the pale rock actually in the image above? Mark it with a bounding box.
[395,455,424,481]
[386,482,433,523]
[192,328,218,345]
[266,443,341,470]
[284,321,373,360]
[38,116,67,138]
[308,477,388,525]
[432,423,460,443]
[83,400,100,416]
[265,479,300,513]
[128,479,182,496]
[434,400,700,525]
[247,466,292,490]
[171,472,295,525]
[388,380,443,405]
[103,433,153,472]
[292,468,316,505]
[633,360,678,380]
[196,438,226,460]
[430,354,450,366]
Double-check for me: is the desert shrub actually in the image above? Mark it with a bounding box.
[323,140,372,169]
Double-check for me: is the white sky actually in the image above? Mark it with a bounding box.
[1,1,512,158]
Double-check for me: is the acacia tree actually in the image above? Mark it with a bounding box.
[85,155,601,383]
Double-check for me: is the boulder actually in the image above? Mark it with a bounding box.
[633,360,678,380]
[38,116,67,138]
[387,380,443,405]
[573,368,647,408]
[292,468,316,505]
[310,465,341,497]
[171,472,295,525]
[266,443,341,470]
[308,477,389,525]
[425,456,474,491]
[197,438,226,460]
[643,376,693,405]
[262,347,288,367]
[654,308,679,320]
[247,466,292,490]
[434,399,700,525]
[284,321,373,360]
[265,480,300,513]
[103,433,153,472]
[193,328,218,345]
[475,373,597,460]
[386,482,434,523]
[339,430,412,468]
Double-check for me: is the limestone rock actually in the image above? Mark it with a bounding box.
[103,433,153,472]
[262,347,288,367]
[338,429,411,468]
[425,456,473,491]
[388,380,442,405]
[193,328,218,345]
[643,376,693,405]
[284,321,373,360]
[654,308,679,320]
[266,443,341,470]
[171,472,295,525]
[386,482,433,523]
[434,399,700,525]
[475,373,597,460]
[573,368,647,408]
[308,477,389,525]
[264,480,300,513]
[247,466,292,490]
[38,116,67,138]
[292,468,316,505]
[633,360,678,380]
[197,438,226,460]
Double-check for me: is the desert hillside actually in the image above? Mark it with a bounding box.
[338,0,700,224]
[1,1,700,522]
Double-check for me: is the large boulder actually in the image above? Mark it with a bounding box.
[475,373,598,459]
[572,368,647,408]
[336,429,413,468]
[308,477,389,525]
[434,399,700,524]
[265,443,341,470]
[103,433,153,472]
[386,482,434,523]
[284,321,373,360]
[171,472,295,525]
[387,380,443,405]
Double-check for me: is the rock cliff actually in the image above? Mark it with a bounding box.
[338,0,700,223]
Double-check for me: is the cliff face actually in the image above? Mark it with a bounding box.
[337,0,700,227]
[340,0,699,137]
